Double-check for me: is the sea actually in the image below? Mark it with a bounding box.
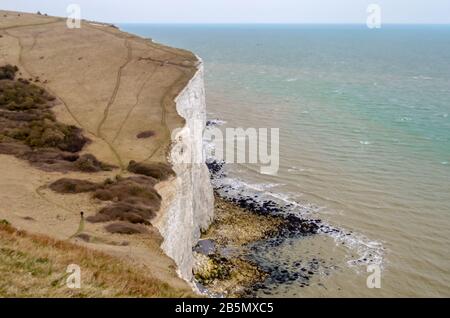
[119,23,450,297]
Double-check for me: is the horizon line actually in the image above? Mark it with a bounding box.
[115,22,450,25]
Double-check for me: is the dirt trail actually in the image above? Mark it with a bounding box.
[96,38,132,137]
[5,22,129,170]
[83,21,197,164]
[112,64,158,142]
[0,18,61,31]
[1,14,198,173]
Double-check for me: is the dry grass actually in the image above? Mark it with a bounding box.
[0,221,194,298]
[105,222,149,235]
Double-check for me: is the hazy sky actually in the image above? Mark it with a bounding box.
[1,0,450,24]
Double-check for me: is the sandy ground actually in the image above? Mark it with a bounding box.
[0,10,199,293]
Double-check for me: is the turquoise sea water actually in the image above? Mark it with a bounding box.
[120,24,450,297]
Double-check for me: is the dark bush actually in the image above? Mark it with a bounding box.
[93,188,115,201]
[75,154,114,172]
[92,175,161,209]
[127,160,175,180]
[49,178,98,194]
[0,142,30,156]
[57,126,88,153]
[0,81,53,110]
[0,65,18,80]
[86,202,154,224]
[74,233,91,242]
[136,130,155,139]
[104,222,149,235]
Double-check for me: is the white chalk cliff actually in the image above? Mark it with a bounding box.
[154,60,214,281]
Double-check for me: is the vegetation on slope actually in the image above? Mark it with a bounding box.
[0,220,193,297]
[0,64,113,172]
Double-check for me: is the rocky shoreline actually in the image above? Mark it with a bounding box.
[190,153,334,297]
[192,194,281,297]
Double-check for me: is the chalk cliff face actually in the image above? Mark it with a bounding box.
[154,60,214,281]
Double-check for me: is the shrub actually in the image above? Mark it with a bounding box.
[41,127,65,147]
[86,202,154,224]
[0,219,10,226]
[0,81,52,111]
[8,127,30,140]
[93,189,115,201]
[49,178,98,194]
[136,130,155,139]
[75,154,113,172]
[57,125,88,153]
[127,160,175,180]
[0,65,18,80]
[104,222,149,235]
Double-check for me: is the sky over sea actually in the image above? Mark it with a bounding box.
[1,0,450,24]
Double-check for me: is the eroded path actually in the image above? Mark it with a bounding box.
[95,38,132,137]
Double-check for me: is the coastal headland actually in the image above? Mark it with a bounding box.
[0,10,313,297]
[0,9,205,296]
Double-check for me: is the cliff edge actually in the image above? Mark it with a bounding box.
[0,10,213,294]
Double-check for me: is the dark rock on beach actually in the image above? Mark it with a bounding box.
[194,239,217,256]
